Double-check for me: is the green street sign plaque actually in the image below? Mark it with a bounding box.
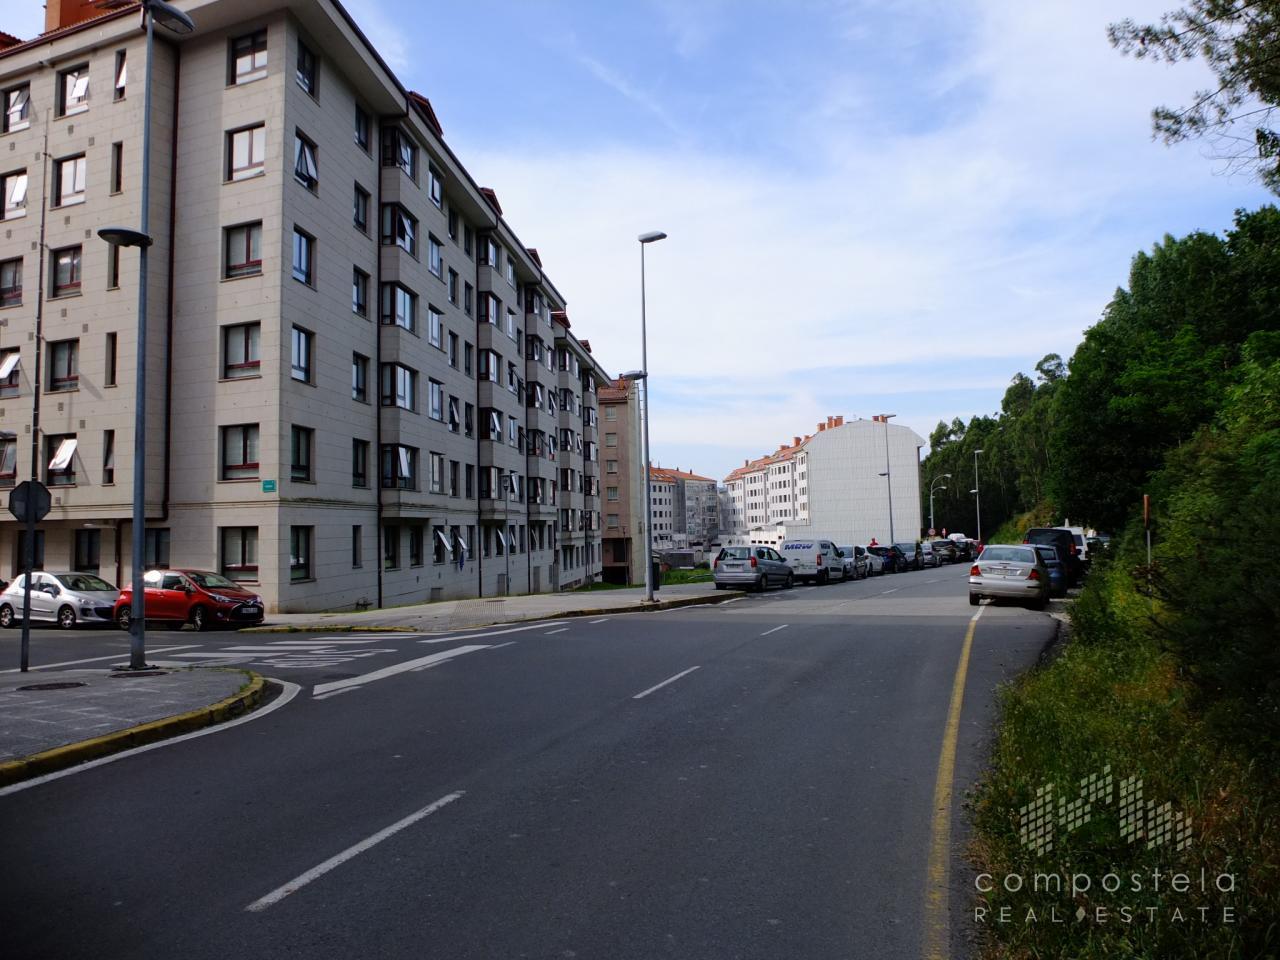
[262,479,277,493]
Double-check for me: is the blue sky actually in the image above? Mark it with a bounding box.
[10,0,1271,482]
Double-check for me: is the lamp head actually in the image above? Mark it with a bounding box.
[638,231,667,244]
[98,226,152,248]
[619,370,647,381]
[147,0,196,34]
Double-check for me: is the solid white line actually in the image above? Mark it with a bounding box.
[487,641,518,651]
[245,791,465,912]
[0,679,301,797]
[307,634,420,642]
[416,622,567,645]
[544,628,569,635]
[311,644,490,697]
[312,687,361,700]
[970,605,986,624]
[760,624,789,637]
[589,618,610,624]
[719,597,744,605]
[881,588,899,595]
[261,639,391,645]
[0,644,200,673]
[632,665,701,700]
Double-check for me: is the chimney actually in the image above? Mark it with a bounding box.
[818,423,826,432]
[45,0,113,34]
[834,415,844,427]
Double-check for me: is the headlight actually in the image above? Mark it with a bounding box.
[208,593,237,604]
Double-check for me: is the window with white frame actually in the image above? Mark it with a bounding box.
[381,444,417,489]
[54,155,86,207]
[429,453,445,494]
[428,164,443,207]
[380,282,416,333]
[381,203,416,256]
[2,170,28,220]
[428,235,442,277]
[381,126,416,180]
[58,64,89,116]
[45,434,77,486]
[380,362,416,410]
[429,380,443,421]
[114,51,127,101]
[3,85,30,133]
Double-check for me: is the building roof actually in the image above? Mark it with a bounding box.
[650,466,716,484]
[723,415,858,482]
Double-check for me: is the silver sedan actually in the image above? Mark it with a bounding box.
[968,545,1050,609]
[713,545,795,592]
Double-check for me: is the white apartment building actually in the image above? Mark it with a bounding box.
[0,0,609,611]
[724,415,925,547]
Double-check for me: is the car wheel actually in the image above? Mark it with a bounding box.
[56,605,77,630]
[715,583,725,590]
[0,604,13,628]
[116,609,131,631]
[785,573,794,589]
[190,605,210,632]
[819,570,829,585]
[1031,595,1049,611]
[969,593,980,606]
[755,575,766,593]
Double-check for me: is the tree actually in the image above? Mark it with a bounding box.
[1109,1,1280,191]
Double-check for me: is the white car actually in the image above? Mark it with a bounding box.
[859,546,886,575]
[0,571,121,629]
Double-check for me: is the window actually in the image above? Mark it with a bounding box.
[0,348,19,397]
[428,235,443,277]
[48,339,78,391]
[464,342,473,377]
[290,526,313,581]
[230,31,268,84]
[228,125,266,180]
[464,282,473,316]
[428,380,443,421]
[606,459,618,474]
[448,332,459,368]
[484,237,499,267]
[605,432,617,447]
[482,408,502,441]
[352,439,369,487]
[449,460,459,497]
[447,268,458,305]
[51,246,81,297]
[506,256,516,287]
[296,42,317,96]
[409,525,425,566]
[448,395,460,433]
[58,65,90,116]
[224,222,262,277]
[145,528,171,568]
[381,444,416,489]
[464,402,474,437]
[354,104,370,151]
[71,528,102,574]
[428,164,443,207]
[352,353,369,402]
[220,424,260,479]
[429,452,445,494]
[0,258,21,306]
[352,525,363,568]
[293,132,318,190]
[113,51,127,101]
[100,429,115,485]
[428,306,443,347]
[353,183,369,232]
[506,308,518,340]
[3,85,30,132]
[481,293,500,326]
[292,228,314,284]
[3,170,28,220]
[465,464,475,499]
[46,434,77,486]
[291,425,313,481]
[352,267,369,316]
[607,486,619,501]
[607,514,619,529]
[381,127,417,180]
[448,208,458,240]
[380,283,416,333]
[53,154,87,207]
[381,204,416,256]
[100,332,117,387]
[605,406,617,422]
[291,326,313,382]
[0,434,16,485]
[107,243,120,289]
[220,527,259,582]
[110,142,123,193]
[380,362,416,410]
[222,322,260,379]
[464,224,473,257]
[383,524,400,568]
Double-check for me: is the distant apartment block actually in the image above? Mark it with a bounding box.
[0,0,611,610]
[598,377,643,585]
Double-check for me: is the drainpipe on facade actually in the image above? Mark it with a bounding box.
[159,42,181,529]
[473,230,485,597]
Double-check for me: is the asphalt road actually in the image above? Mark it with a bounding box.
[0,565,1058,960]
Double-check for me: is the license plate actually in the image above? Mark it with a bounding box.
[722,563,742,570]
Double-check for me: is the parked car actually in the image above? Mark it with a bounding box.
[919,542,942,568]
[0,572,120,629]
[713,545,794,592]
[1032,545,1068,598]
[836,545,870,580]
[1024,527,1084,585]
[946,534,973,561]
[930,540,958,564]
[1055,525,1091,568]
[868,544,906,573]
[114,569,265,631]
[780,539,846,584]
[969,544,1050,609]
[894,542,923,571]
[860,546,886,576]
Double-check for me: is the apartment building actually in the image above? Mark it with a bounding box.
[724,415,925,546]
[598,377,644,585]
[0,0,608,610]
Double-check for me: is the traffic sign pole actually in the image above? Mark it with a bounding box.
[9,480,52,672]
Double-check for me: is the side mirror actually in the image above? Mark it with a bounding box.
[45,585,60,596]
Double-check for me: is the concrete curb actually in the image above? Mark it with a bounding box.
[0,671,268,787]
[237,590,731,634]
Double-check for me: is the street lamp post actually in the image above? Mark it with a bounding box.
[929,473,951,534]
[877,413,897,544]
[973,448,985,545]
[636,230,666,603]
[98,0,195,671]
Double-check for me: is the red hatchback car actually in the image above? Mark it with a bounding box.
[114,569,265,631]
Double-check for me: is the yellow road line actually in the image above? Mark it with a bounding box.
[922,605,984,960]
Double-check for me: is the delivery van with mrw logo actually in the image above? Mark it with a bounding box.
[780,539,847,585]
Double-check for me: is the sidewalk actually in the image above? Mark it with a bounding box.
[247,582,725,633]
[0,667,265,786]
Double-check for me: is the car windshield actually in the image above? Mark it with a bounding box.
[981,546,1037,563]
[837,546,854,555]
[718,547,751,560]
[186,571,241,590]
[54,573,116,592]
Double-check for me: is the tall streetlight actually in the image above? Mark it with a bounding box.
[876,413,897,544]
[929,473,951,534]
[635,230,666,602]
[972,448,985,545]
[98,0,195,671]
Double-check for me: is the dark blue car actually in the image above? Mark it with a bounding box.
[1033,545,1067,598]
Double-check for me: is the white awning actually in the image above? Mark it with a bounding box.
[397,446,411,478]
[70,73,89,100]
[454,533,469,555]
[0,352,19,379]
[434,528,452,554]
[49,437,77,471]
[507,531,516,549]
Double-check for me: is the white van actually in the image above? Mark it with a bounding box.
[780,539,846,584]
